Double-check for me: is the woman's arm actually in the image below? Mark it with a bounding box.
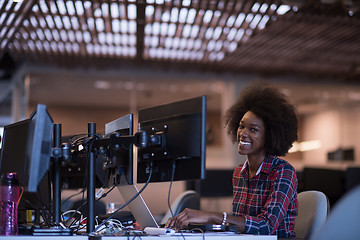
[164,208,246,233]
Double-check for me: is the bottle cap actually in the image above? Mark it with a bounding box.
[0,172,19,186]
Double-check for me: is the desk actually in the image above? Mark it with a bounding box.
[0,233,277,239]
[102,232,277,239]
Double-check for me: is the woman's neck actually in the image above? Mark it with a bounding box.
[247,152,266,177]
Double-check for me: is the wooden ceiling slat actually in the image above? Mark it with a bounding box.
[12,4,46,59]
[216,0,270,60]
[195,1,211,60]
[199,0,222,62]
[52,0,75,57]
[107,0,123,59]
[90,1,100,57]
[81,0,96,58]
[167,1,192,61]
[200,0,226,62]
[41,1,66,58]
[30,4,57,62]
[0,0,37,60]
[62,0,83,58]
[72,0,90,58]
[97,1,110,59]
[156,0,168,59]
[146,1,165,60]
[0,0,359,79]
[157,4,171,50]
[185,0,203,63]
[0,1,15,35]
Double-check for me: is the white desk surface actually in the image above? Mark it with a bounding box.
[104,232,277,239]
[0,233,277,240]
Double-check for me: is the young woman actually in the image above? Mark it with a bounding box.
[165,82,299,238]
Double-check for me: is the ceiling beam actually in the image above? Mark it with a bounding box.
[136,1,146,63]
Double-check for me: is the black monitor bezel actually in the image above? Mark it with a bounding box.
[0,119,30,188]
[104,113,134,186]
[137,96,206,183]
[0,104,54,193]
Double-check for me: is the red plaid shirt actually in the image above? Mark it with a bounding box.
[232,155,298,238]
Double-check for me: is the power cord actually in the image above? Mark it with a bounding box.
[66,184,117,232]
[167,160,186,240]
[91,164,154,235]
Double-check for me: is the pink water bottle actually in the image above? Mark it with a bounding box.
[0,172,20,235]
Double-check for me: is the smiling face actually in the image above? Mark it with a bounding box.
[237,111,266,158]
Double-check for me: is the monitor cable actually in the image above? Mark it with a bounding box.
[61,188,86,210]
[167,160,186,240]
[67,184,117,232]
[91,163,154,235]
[167,160,176,220]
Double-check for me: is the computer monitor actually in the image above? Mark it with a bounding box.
[104,113,134,186]
[0,104,54,192]
[137,96,206,183]
[60,149,107,189]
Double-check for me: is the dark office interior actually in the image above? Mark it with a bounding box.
[0,0,360,238]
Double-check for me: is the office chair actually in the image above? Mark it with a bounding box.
[310,185,360,240]
[294,190,329,239]
[160,190,200,225]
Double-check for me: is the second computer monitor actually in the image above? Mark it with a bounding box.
[137,96,206,183]
[104,113,134,186]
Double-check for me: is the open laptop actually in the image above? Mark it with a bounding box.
[117,180,159,230]
[105,115,159,230]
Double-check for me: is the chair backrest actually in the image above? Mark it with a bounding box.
[160,190,200,225]
[295,190,329,239]
[310,185,360,240]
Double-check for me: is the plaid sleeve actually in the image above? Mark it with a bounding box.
[244,164,298,236]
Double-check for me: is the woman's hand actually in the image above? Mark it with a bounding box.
[164,208,216,231]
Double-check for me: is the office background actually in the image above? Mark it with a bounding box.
[0,0,360,216]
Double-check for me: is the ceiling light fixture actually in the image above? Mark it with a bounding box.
[94,80,111,89]
[289,140,322,153]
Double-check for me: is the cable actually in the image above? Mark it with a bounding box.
[70,135,99,233]
[167,160,176,220]
[61,189,86,209]
[167,160,185,240]
[189,228,206,240]
[67,184,117,230]
[68,134,102,149]
[61,210,84,230]
[66,134,125,233]
[91,163,154,235]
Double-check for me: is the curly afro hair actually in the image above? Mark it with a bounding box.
[225,82,298,156]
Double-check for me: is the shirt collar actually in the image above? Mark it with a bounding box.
[241,160,264,176]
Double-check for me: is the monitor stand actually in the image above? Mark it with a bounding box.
[31,124,73,236]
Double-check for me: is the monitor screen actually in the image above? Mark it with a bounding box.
[0,119,30,188]
[104,114,134,186]
[137,96,206,183]
[0,104,53,192]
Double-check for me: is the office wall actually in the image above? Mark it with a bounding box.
[302,104,360,165]
[28,104,130,136]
